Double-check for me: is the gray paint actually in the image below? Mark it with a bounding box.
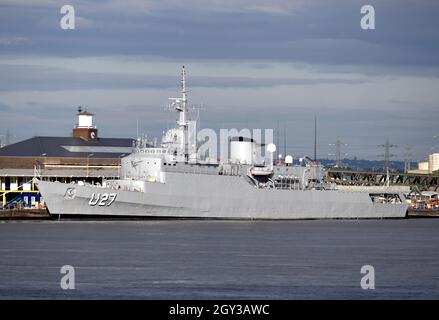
[36,172,408,219]
[34,67,408,220]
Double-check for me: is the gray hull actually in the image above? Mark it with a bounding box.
[36,172,408,219]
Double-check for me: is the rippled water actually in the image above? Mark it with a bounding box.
[0,219,438,299]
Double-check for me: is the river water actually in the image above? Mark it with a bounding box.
[0,219,438,299]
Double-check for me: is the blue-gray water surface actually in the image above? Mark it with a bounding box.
[0,219,438,299]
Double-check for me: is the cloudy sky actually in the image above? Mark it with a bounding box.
[0,0,438,161]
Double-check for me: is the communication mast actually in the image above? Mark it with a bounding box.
[329,137,347,167]
[404,145,412,173]
[313,116,317,162]
[169,66,189,162]
[378,138,397,171]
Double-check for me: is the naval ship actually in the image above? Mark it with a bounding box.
[36,67,408,219]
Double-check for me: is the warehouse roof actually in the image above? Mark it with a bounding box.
[0,136,135,158]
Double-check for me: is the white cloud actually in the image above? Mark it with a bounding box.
[0,37,28,46]
[0,0,58,6]
[0,0,307,15]
[75,16,95,28]
[1,55,438,113]
[146,0,308,15]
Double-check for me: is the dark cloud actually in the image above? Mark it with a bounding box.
[0,1,438,66]
[0,103,12,111]
[1,0,438,160]
[0,64,368,91]
[1,97,437,160]
[193,104,439,161]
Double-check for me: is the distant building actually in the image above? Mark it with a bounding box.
[418,161,429,172]
[429,153,439,173]
[410,154,439,175]
[0,108,136,209]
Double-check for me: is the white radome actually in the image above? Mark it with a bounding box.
[267,143,276,153]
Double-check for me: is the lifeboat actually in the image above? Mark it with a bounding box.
[250,166,273,176]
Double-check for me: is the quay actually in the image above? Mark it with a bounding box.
[2,208,438,220]
[0,109,134,210]
[0,208,50,220]
[407,208,439,218]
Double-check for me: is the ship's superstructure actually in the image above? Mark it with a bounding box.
[35,66,408,219]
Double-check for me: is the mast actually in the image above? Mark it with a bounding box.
[284,122,287,160]
[314,116,317,162]
[180,66,189,162]
[277,120,279,160]
[169,65,189,162]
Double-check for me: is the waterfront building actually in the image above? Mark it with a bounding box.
[410,155,439,175]
[0,108,134,209]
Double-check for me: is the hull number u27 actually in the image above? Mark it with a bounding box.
[89,193,117,206]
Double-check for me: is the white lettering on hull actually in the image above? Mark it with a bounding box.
[89,193,117,206]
